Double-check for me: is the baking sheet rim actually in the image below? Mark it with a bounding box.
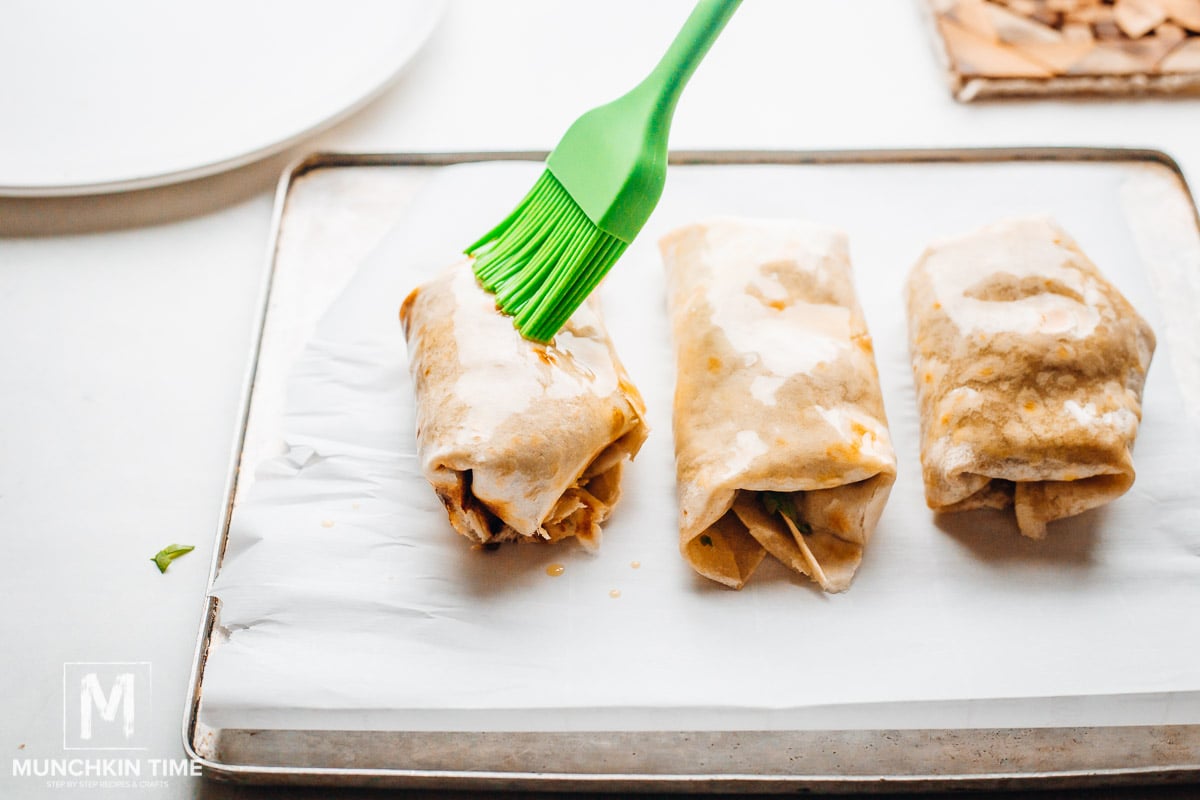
[182,146,1200,790]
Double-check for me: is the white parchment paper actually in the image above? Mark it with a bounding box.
[200,159,1200,733]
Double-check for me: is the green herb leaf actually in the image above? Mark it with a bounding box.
[150,544,194,574]
[761,492,812,535]
[761,491,798,521]
[698,534,714,547]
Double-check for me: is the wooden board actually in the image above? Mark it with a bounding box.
[926,0,1200,99]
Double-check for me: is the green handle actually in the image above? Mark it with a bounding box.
[637,0,742,125]
[543,0,742,242]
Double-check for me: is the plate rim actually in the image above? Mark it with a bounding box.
[0,1,446,198]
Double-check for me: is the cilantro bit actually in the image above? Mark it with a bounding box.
[698,534,714,547]
[761,492,812,535]
[151,544,195,573]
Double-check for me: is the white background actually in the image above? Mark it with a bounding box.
[3,1,1200,798]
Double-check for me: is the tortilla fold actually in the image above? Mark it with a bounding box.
[906,216,1155,538]
[400,261,648,550]
[661,218,896,592]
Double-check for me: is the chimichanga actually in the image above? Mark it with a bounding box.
[906,216,1155,538]
[661,218,896,592]
[400,262,648,550]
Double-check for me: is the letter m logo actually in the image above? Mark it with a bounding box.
[80,672,135,740]
[63,662,151,750]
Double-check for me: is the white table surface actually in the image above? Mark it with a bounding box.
[2,2,1198,798]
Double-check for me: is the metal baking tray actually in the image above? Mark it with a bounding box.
[183,148,1200,792]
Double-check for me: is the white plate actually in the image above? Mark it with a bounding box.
[0,0,444,196]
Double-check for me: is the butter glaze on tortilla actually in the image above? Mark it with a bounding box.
[400,261,647,549]
[661,218,896,592]
[906,216,1155,538]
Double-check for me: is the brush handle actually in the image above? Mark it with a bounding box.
[638,0,742,125]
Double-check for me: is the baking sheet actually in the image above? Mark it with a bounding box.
[197,156,1200,741]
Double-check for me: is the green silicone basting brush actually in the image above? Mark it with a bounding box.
[466,0,742,343]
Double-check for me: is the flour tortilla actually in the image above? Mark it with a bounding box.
[906,216,1155,538]
[661,218,896,592]
[400,261,648,550]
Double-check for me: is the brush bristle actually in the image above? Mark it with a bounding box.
[465,170,628,344]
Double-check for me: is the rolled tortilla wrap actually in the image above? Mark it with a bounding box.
[400,261,648,550]
[906,216,1156,538]
[661,219,897,592]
